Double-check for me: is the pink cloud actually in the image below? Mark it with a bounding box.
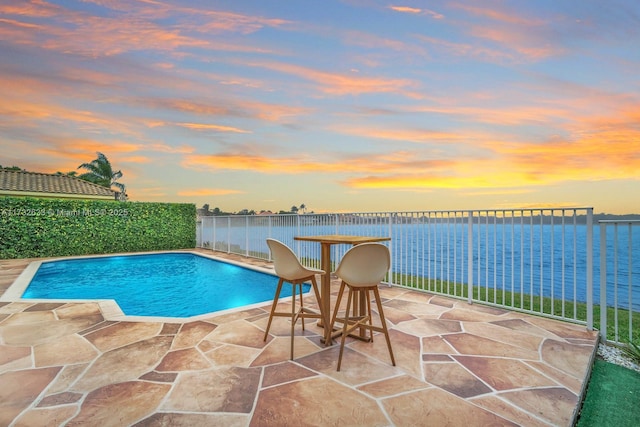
[388,5,444,19]
[177,188,245,197]
[245,60,419,96]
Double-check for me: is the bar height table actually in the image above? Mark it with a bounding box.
[293,234,391,345]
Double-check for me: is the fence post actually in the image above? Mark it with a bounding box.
[226,217,231,253]
[296,214,301,254]
[388,213,394,286]
[245,216,249,257]
[212,217,216,251]
[267,216,273,262]
[599,221,607,342]
[467,211,474,304]
[586,208,593,331]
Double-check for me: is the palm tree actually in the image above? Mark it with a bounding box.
[300,203,306,214]
[77,152,125,193]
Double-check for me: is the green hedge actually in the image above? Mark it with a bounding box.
[0,197,196,259]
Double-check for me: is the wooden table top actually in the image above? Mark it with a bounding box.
[294,234,390,244]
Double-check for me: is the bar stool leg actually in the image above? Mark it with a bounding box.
[373,287,395,366]
[264,278,284,341]
[337,286,355,372]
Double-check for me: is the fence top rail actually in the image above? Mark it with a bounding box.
[201,207,594,219]
[599,220,640,224]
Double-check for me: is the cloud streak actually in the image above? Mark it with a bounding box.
[244,60,420,96]
[389,5,444,19]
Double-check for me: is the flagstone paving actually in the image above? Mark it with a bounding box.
[0,250,599,426]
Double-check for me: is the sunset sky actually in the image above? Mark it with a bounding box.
[1,1,639,214]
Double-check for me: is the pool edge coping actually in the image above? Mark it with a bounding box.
[0,250,305,324]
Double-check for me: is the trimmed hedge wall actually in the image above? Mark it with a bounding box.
[0,197,196,259]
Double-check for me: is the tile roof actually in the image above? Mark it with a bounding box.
[0,170,117,199]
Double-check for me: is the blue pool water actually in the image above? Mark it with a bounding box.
[23,253,306,318]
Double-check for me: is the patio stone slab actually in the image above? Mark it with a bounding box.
[469,395,553,427]
[135,413,249,427]
[71,336,173,392]
[251,376,390,426]
[394,317,463,336]
[440,306,511,322]
[462,320,545,351]
[0,344,31,372]
[380,304,419,324]
[160,322,181,335]
[357,374,432,398]
[163,367,261,413]
[528,316,601,340]
[0,302,34,314]
[139,370,178,383]
[385,298,451,317]
[205,319,269,348]
[0,310,57,325]
[455,355,556,391]
[423,361,492,398]
[422,335,458,354]
[383,388,518,426]
[297,345,400,386]
[34,333,98,366]
[527,360,584,394]
[14,405,78,427]
[84,321,163,352]
[491,318,559,338]
[250,336,321,366]
[37,391,84,407]
[172,320,217,349]
[350,328,421,377]
[24,302,66,312]
[67,381,171,427]
[261,361,318,387]
[541,339,594,378]
[0,367,61,426]
[444,332,540,359]
[428,295,457,308]
[204,343,262,367]
[0,316,103,346]
[156,347,212,371]
[499,387,579,426]
[45,363,90,395]
[209,307,266,324]
[55,303,103,319]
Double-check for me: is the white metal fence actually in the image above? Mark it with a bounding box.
[599,220,640,344]
[196,208,640,343]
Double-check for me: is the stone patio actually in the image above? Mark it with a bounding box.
[0,250,599,426]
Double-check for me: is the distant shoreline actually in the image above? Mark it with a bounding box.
[593,213,640,221]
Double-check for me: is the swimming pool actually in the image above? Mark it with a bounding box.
[19,252,307,318]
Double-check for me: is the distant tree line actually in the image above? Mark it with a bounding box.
[198,203,312,216]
